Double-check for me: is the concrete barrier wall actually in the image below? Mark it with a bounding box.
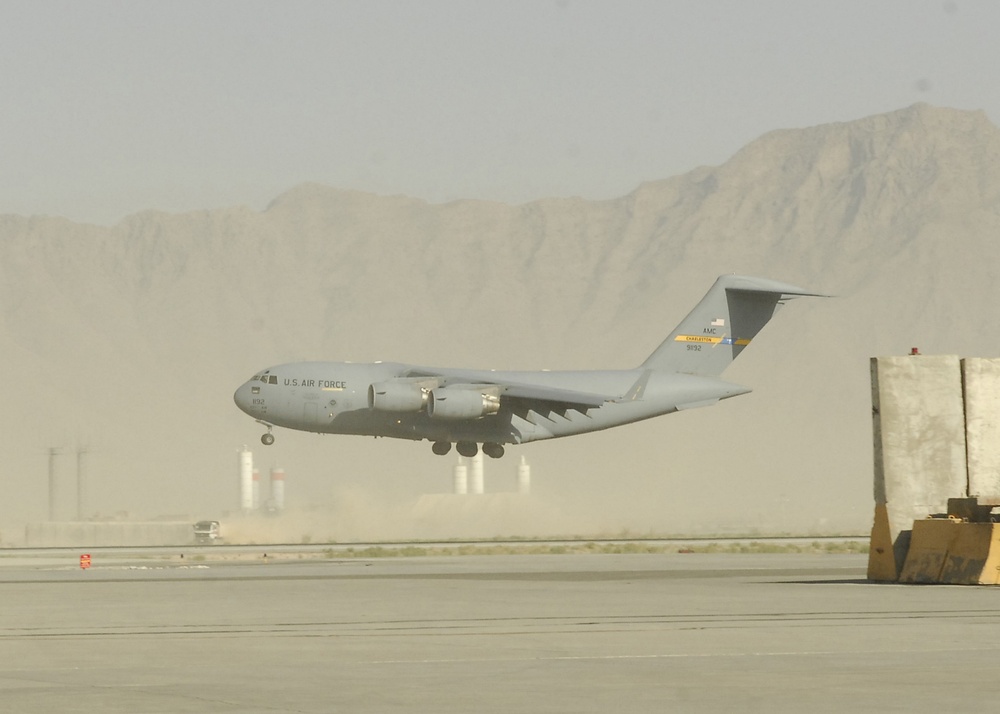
[869,356,968,578]
[962,358,1000,504]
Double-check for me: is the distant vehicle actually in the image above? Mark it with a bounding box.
[193,520,222,544]
[234,275,821,458]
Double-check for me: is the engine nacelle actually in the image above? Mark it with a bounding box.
[427,388,501,420]
[368,381,427,412]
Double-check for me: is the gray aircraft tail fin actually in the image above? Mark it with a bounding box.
[640,275,823,376]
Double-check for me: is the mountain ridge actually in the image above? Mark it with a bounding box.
[1,103,998,539]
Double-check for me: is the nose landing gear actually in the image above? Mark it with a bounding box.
[257,421,275,446]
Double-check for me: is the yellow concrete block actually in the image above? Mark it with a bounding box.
[940,522,1000,585]
[899,519,1000,585]
[867,503,901,582]
[899,519,958,584]
[980,527,1000,585]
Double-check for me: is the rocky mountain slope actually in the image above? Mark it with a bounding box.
[2,103,998,539]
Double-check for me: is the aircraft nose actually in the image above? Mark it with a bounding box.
[233,382,251,413]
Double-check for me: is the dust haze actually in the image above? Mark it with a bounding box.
[2,104,999,544]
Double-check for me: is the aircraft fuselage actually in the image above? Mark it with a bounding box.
[233,360,749,446]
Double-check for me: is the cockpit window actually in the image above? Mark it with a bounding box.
[268,375,278,384]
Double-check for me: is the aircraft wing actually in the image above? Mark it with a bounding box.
[403,368,613,409]
[496,382,611,408]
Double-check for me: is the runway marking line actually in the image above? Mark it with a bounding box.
[364,644,1000,666]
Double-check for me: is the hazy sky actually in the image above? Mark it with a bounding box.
[1,0,996,225]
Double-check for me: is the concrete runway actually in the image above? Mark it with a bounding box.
[1,551,998,713]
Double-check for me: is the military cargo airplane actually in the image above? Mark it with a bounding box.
[234,274,820,458]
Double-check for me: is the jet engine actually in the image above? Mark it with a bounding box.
[427,388,501,420]
[368,381,428,412]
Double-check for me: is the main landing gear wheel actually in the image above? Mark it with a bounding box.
[456,441,478,457]
[432,441,452,456]
[482,442,505,459]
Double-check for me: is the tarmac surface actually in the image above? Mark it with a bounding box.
[1,550,999,713]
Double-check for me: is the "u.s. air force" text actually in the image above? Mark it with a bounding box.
[285,379,347,389]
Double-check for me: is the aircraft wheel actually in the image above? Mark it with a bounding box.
[261,433,275,446]
[432,441,452,456]
[482,442,505,459]
[456,441,478,457]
